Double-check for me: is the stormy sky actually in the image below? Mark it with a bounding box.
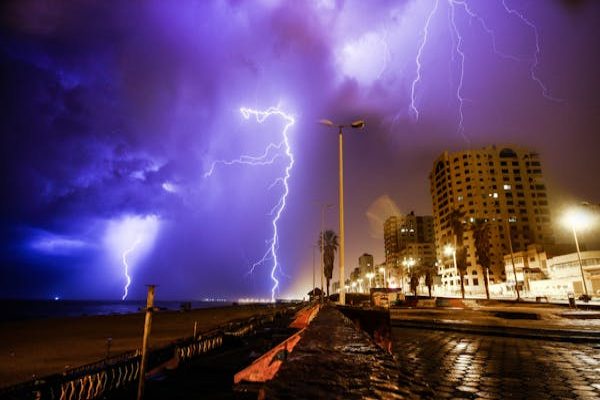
[1,0,599,301]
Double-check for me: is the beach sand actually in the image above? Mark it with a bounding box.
[0,304,280,387]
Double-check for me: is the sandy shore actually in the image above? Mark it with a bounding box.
[0,304,281,387]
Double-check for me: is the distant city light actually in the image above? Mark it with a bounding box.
[237,298,273,304]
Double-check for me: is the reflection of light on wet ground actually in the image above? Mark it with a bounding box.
[446,337,483,394]
[438,319,472,324]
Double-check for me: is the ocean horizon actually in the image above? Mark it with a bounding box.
[0,298,233,322]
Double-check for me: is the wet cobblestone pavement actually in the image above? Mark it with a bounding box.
[262,306,434,399]
[392,327,600,399]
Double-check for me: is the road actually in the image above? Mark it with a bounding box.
[392,327,600,399]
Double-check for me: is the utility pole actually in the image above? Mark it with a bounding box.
[505,220,521,301]
[137,285,156,400]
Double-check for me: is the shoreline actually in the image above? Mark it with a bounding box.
[0,298,233,322]
[0,303,280,387]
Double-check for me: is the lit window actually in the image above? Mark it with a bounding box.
[503,184,512,190]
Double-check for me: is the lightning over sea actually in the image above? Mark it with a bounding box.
[121,237,141,300]
[204,106,295,302]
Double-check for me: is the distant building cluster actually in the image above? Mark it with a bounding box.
[332,144,600,299]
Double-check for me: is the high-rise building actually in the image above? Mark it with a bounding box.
[358,253,374,272]
[398,212,435,248]
[384,213,436,289]
[384,216,400,270]
[429,145,555,294]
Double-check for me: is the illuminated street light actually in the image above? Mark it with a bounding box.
[563,207,594,297]
[358,278,363,293]
[444,244,457,275]
[351,281,357,293]
[320,118,366,305]
[402,258,415,294]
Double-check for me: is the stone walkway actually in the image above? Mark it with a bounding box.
[263,302,600,399]
[261,305,435,399]
[392,326,600,399]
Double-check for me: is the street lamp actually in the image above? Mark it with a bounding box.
[379,266,387,288]
[320,118,366,305]
[402,258,415,294]
[563,207,594,297]
[312,245,316,302]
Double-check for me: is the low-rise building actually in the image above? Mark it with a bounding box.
[503,246,600,297]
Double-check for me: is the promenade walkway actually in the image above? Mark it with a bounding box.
[261,300,600,399]
[260,305,434,399]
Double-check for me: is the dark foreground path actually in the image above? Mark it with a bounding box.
[392,327,600,399]
[106,312,297,400]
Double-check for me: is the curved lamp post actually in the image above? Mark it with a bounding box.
[320,118,365,305]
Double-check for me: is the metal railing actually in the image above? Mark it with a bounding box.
[0,307,296,400]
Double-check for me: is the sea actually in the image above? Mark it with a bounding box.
[0,299,233,322]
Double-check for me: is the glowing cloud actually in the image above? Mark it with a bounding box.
[104,215,160,299]
[28,230,89,255]
[336,31,391,86]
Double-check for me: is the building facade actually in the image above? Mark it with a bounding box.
[430,145,555,295]
[384,216,400,272]
[384,212,436,291]
[358,253,374,272]
[504,248,600,298]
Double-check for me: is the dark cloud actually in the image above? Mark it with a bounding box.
[0,0,599,300]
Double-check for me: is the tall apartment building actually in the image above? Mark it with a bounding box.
[384,213,436,288]
[358,253,374,272]
[429,145,555,294]
[384,216,400,270]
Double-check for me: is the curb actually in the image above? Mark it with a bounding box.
[391,319,600,343]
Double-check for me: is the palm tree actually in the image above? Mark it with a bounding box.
[421,262,437,298]
[448,208,467,298]
[472,218,491,300]
[317,230,338,299]
[409,269,420,297]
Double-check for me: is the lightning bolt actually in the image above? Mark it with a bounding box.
[500,0,563,102]
[410,0,562,141]
[205,106,295,302]
[410,0,439,121]
[203,142,282,178]
[122,237,141,300]
[448,0,468,142]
